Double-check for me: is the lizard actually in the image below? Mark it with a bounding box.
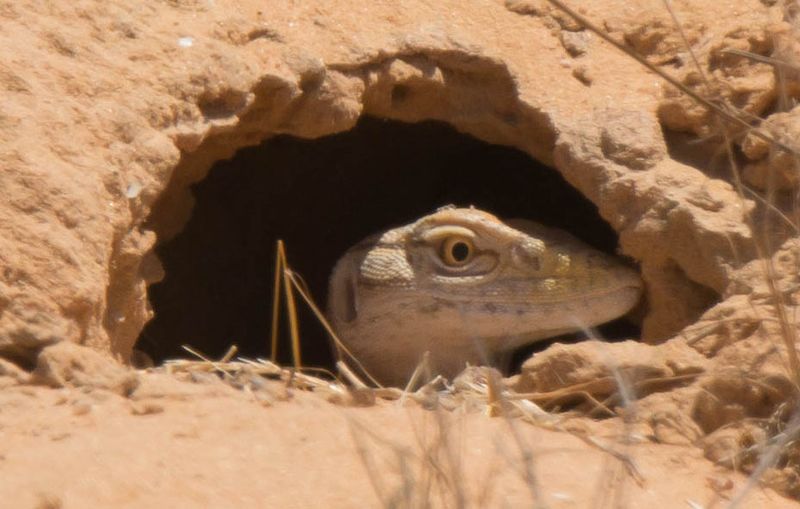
[327,206,643,387]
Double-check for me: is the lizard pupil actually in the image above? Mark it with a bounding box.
[439,235,475,266]
[451,242,470,262]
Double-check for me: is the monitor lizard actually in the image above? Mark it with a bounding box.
[327,206,642,387]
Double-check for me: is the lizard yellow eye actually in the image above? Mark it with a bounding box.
[440,236,474,266]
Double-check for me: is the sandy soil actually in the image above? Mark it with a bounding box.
[0,367,795,509]
[3,0,800,507]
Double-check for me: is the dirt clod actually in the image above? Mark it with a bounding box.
[30,342,139,396]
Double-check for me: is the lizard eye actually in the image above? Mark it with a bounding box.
[440,236,474,266]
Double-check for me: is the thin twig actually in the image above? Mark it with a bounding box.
[284,270,385,388]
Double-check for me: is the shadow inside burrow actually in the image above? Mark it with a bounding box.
[136,116,640,377]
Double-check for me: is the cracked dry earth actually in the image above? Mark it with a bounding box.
[4,0,800,507]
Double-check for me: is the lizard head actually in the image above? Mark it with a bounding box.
[328,206,642,386]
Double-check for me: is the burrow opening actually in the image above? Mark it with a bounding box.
[136,117,641,374]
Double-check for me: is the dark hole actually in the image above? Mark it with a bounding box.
[136,116,639,375]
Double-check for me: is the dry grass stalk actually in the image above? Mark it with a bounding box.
[273,242,385,388]
[552,0,800,390]
[531,3,800,501]
[270,239,302,370]
[538,0,799,154]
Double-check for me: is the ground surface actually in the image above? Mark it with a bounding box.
[0,368,795,509]
[3,0,800,507]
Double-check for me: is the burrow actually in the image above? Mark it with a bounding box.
[129,54,732,374]
[137,116,641,370]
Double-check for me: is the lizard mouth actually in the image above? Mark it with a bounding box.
[419,275,644,306]
[580,279,643,300]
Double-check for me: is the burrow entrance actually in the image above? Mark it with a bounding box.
[136,117,641,373]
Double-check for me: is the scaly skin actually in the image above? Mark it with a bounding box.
[328,206,642,387]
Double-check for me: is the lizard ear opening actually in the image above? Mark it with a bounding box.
[329,260,359,324]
